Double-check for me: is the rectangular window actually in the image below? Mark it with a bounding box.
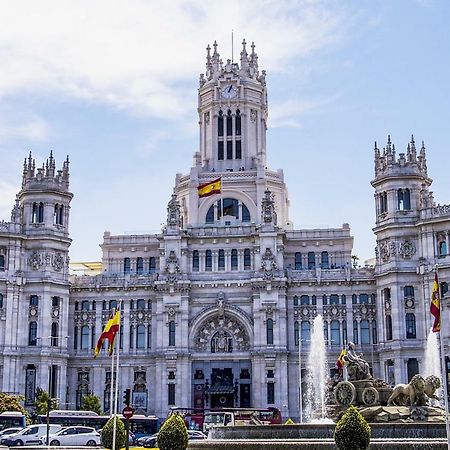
[235,140,242,159]
[226,141,233,160]
[218,250,225,270]
[168,384,176,405]
[218,141,224,160]
[267,382,275,404]
[307,252,315,269]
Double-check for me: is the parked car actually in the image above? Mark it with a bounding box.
[40,426,101,446]
[1,424,62,446]
[137,430,207,448]
[0,428,23,438]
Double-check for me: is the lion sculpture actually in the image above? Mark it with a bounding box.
[387,374,426,406]
[424,375,441,402]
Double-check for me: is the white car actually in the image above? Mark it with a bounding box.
[42,426,101,446]
[0,427,23,438]
[1,424,62,446]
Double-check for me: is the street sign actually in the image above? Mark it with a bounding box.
[122,406,134,419]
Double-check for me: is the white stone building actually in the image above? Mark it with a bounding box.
[0,41,449,421]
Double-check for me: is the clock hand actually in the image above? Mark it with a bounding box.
[228,85,232,93]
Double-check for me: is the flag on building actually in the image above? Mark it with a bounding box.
[336,348,347,369]
[94,310,121,357]
[430,272,441,333]
[198,178,221,198]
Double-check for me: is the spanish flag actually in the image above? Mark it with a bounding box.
[94,310,120,357]
[336,348,347,369]
[198,178,221,198]
[430,272,440,333]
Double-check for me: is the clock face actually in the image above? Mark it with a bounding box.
[221,85,237,99]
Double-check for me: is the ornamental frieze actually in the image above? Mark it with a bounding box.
[399,240,416,258]
[352,304,376,320]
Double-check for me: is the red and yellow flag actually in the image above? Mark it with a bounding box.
[430,272,440,333]
[94,310,121,357]
[336,348,347,369]
[198,178,221,198]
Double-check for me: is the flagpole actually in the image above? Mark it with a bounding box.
[109,309,116,418]
[112,302,122,450]
[436,266,450,450]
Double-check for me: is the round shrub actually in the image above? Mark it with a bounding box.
[157,413,189,450]
[334,404,371,450]
[101,415,126,450]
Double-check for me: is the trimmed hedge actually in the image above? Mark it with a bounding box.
[101,415,127,450]
[157,413,189,450]
[334,405,371,450]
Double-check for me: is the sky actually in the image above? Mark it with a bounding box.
[0,0,449,263]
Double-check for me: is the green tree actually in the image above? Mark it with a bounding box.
[334,405,371,450]
[157,413,188,450]
[34,388,58,415]
[101,416,126,450]
[0,393,28,415]
[80,394,102,415]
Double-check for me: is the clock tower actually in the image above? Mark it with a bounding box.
[198,39,268,173]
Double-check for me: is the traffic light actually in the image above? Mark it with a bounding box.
[123,388,131,407]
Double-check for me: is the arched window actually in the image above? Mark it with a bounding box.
[136,257,144,275]
[370,294,376,304]
[331,320,340,346]
[360,320,370,344]
[218,110,224,138]
[323,321,329,342]
[169,321,176,346]
[205,250,212,271]
[218,249,225,270]
[136,299,145,310]
[81,326,90,349]
[406,313,416,339]
[439,241,448,256]
[81,301,90,311]
[244,249,251,270]
[211,331,233,353]
[231,249,238,270]
[293,295,299,306]
[322,295,327,305]
[307,252,315,269]
[300,295,309,305]
[54,204,64,225]
[221,198,238,218]
[321,251,329,269]
[312,295,317,306]
[294,252,302,270]
[242,204,250,222]
[353,320,359,344]
[294,321,299,346]
[404,286,414,298]
[192,250,199,271]
[109,300,117,311]
[386,315,393,341]
[235,109,241,136]
[379,191,388,214]
[301,321,311,343]
[28,321,37,346]
[0,255,4,271]
[32,202,38,223]
[74,326,78,350]
[341,294,347,305]
[59,205,64,225]
[360,294,369,304]
[30,295,39,307]
[266,319,274,345]
[398,188,411,210]
[37,202,44,223]
[129,326,134,349]
[352,294,358,304]
[123,257,131,274]
[149,257,156,273]
[0,293,3,308]
[136,325,145,349]
[226,110,232,136]
[51,322,58,347]
[372,320,378,344]
[91,326,96,349]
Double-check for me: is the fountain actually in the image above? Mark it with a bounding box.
[304,315,328,422]
[424,328,442,407]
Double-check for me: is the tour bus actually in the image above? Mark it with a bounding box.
[0,411,26,431]
[38,410,159,439]
[168,407,282,434]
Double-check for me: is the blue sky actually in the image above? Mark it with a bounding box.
[0,0,449,263]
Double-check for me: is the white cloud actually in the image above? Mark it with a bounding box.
[0,114,50,141]
[0,0,348,119]
[0,181,19,220]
